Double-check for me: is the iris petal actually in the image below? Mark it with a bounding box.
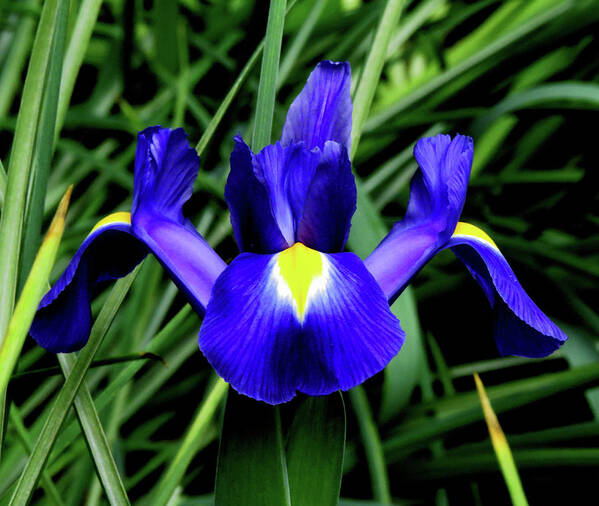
[198,243,404,404]
[225,136,290,253]
[30,216,147,352]
[131,126,227,313]
[447,223,567,357]
[366,134,474,303]
[281,60,352,151]
[33,126,226,353]
[408,134,473,236]
[297,141,356,252]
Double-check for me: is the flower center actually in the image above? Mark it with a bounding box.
[276,242,324,321]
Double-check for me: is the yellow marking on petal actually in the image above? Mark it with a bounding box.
[90,212,131,234]
[453,221,498,249]
[277,242,323,320]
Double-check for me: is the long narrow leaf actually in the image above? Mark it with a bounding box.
[0,0,69,338]
[286,394,346,506]
[474,373,529,506]
[58,353,130,506]
[0,186,71,398]
[9,267,139,505]
[251,0,286,151]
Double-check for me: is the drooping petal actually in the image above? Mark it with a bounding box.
[281,60,352,151]
[447,222,567,357]
[296,141,356,252]
[198,243,404,404]
[131,126,226,312]
[30,215,147,352]
[225,136,289,253]
[365,134,474,303]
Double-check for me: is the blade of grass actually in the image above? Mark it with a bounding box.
[350,0,404,158]
[194,0,299,158]
[251,0,286,150]
[350,387,391,505]
[0,0,69,339]
[364,1,571,132]
[9,267,139,505]
[0,0,38,118]
[19,0,69,287]
[54,0,104,137]
[385,362,599,461]
[0,186,71,398]
[57,353,130,506]
[277,0,328,89]
[150,377,228,506]
[0,158,6,210]
[8,404,64,506]
[474,373,528,506]
[10,353,163,381]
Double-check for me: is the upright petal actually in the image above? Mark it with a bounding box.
[281,61,352,151]
[132,126,226,312]
[407,134,473,237]
[226,136,289,253]
[296,141,356,252]
[199,243,404,404]
[252,141,321,245]
[365,134,474,303]
[30,214,147,352]
[447,222,567,357]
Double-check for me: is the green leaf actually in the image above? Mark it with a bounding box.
[350,0,405,159]
[380,289,424,422]
[214,391,291,506]
[57,353,130,506]
[0,0,70,339]
[8,404,64,506]
[349,387,391,505]
[287,394,346,506]
[19,0,69,288]
[474,373,529,506]
[0,186,71,399]
[385,363,599,462]
[363,1,571,132]
[472,82,599,135]
[251,0,287,151]
[54,0,104,136]
[0,0,38,119]
[9,267,139,505]
[151,377,228,506]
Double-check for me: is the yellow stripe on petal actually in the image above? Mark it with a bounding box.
[90,212,131,234]
[453,221,498,250]
[276,242,324,321]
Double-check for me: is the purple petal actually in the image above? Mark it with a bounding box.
[447,223,567,357]
[364,222,440,304]
[252,141,321,245]
[366,134,473,302]
[132,126,226,312]
[407,134,473,236]
[281,61,352,151]
[30,217,147,352]
[225,136,290,253]
[198,244,404,404]
[296,141,356,252]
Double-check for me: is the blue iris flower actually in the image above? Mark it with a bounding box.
[31,61,567,404]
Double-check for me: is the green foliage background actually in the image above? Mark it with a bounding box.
[1,0,598,504]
